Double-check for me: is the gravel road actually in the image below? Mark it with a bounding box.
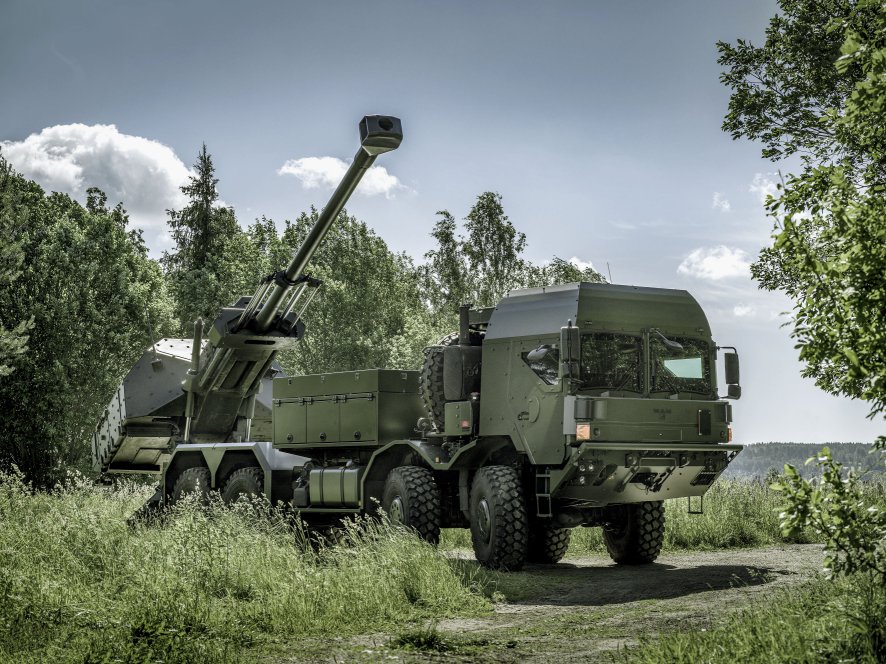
[437,544,825,662]
[286,544,825,663]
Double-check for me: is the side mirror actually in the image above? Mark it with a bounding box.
[719,347,741,400]
[560,322,580,379]
[724,352,740,385]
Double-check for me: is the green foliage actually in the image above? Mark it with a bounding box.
[774,445,886,579]
[721,0,886,589]
[162,145,242,333]
[0,157,32,377]
[421,193,530,321]
[717,0,872,164]
[279,208,434,373]
[421,191,604,328]
[0,172,174,484]
[620,574,886,664]
[720,1,886,418]
[0,470,489,663]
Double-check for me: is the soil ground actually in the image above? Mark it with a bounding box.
[274,544,825,663]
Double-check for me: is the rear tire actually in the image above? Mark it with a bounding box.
[469,466,528,571]
[526,523,571,564]
[170,467,211,504]
[602,501,664,565]
[221,467,264,506]
[382,466,441,544]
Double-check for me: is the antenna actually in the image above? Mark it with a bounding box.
[606,262,613,283]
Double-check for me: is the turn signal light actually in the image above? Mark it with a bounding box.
[727,426,733,442]
[576,423,591,441]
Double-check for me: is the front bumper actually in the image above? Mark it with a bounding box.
[548,441,743,506]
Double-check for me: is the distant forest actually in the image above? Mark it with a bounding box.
[722,443,885,480]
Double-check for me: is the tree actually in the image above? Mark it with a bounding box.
[719,0,886,418]
[721,0,886,582]
[279,209,433,373]
[162,145,241,333]
[0,172,174,484]
[422,193,530,320]
[0,157,32,376]
[421,191,604,330]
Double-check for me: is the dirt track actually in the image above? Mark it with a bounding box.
[288,544,825,663]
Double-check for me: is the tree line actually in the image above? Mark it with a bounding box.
[0,148,602,484]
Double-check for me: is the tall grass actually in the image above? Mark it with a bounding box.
[0,469,489,663]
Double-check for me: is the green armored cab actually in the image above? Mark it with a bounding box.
[93,115,743,571]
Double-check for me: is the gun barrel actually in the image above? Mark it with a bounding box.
[252,115,403,332]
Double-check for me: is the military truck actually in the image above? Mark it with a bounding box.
[93,115,743,570]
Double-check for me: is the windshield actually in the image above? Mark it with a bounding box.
[578,333,642,393]
[650,336,711,395]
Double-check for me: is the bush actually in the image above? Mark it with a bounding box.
[775,443,886,579]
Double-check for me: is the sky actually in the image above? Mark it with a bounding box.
[1,0,882,445]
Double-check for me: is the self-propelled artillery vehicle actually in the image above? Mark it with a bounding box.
[93,115,743,570]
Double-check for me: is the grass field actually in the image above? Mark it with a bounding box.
[619,573,886,663]
[1,469,882,662]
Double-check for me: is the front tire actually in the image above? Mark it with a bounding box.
[602,501,664,564]
[382,466,441,544]
[469,466,528,571]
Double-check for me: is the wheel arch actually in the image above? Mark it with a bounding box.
[164,441,306,503]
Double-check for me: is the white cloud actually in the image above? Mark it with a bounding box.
[749,173,779,205]
[1,124,191,236]
[733,304,755,317]
[712,192,731,212]
[278,156,405,198]
[677,245,751,281]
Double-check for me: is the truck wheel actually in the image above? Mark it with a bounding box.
[382,466,441,544]
[526,523,571,564]
[602,501,665,565]
[420,331,482,430]
[469,466,528,571]
[170,467,211,504]
[221,467,265,505]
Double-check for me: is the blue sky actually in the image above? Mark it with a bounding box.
[2,0,882,444]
